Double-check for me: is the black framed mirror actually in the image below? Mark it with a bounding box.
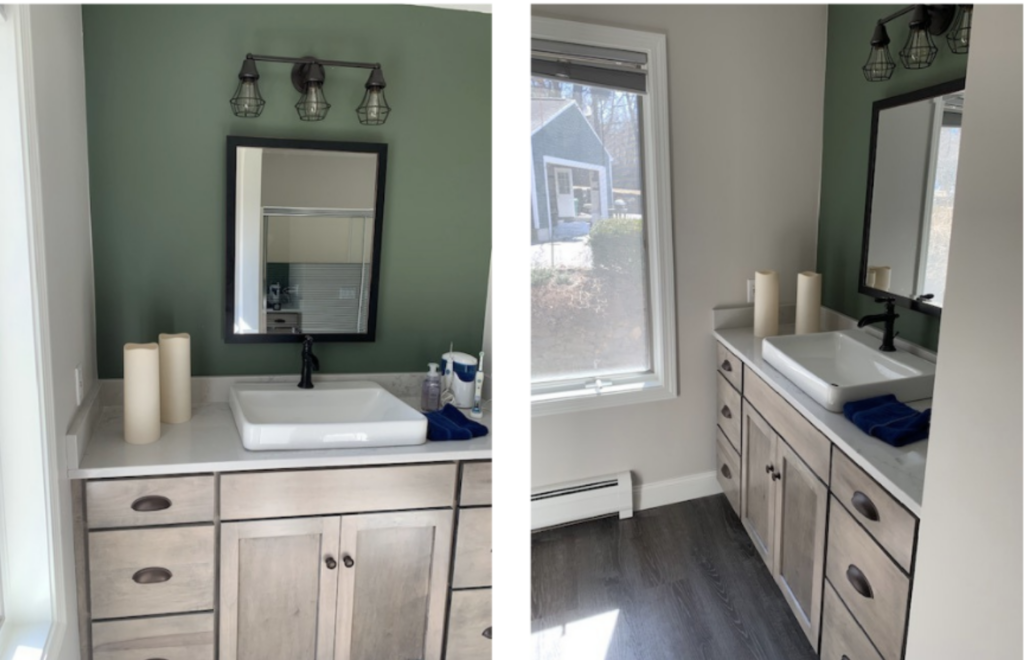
[224,136,387,343]
[860,77,966,318]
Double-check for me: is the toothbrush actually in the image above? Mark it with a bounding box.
[470,351,485,419]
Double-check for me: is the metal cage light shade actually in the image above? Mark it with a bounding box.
[230,59,265,118]
[946,4,972,54]
[863,23,896,82]
[900,6,939,69]
[356,68,391,125]
[295,62,331,121]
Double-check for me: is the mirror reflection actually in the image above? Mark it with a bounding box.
[227,139,386,341]
[863,81,964,312]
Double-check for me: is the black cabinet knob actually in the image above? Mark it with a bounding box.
[720,405,732,419]
[771,470,781,481]
[765,464,774,474]
[325,557,337,570]
[720,464,732,480]
[342,554,355,568]
[721,360,732,372]
[482,626,492,639]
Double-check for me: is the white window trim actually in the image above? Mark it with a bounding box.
[531,17,677,417]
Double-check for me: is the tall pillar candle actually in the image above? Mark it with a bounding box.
[754,270,779,337]
[795,271,822,335]
[123,343,161,444]
[873,266,892,292]
[159,333,192,423]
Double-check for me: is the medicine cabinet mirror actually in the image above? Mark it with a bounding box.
[225,136,387,343]
[860,78,965,318]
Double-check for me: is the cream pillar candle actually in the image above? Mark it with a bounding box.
[159,333,192,424]
[795,271,822,335]
[866,266,877,288]
[873,266,892,292]
[123,343,161,445]
[753,270,779,337]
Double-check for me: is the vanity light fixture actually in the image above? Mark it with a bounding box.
[230,53,390,125]
[862,4,966,83]
[946,4,973,54]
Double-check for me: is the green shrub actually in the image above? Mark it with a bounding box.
[532,268,554,287]
[589,217,645,274]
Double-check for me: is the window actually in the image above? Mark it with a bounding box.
[531,18,676,415]
[919,108,961,306]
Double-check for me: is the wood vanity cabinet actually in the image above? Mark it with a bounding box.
[739,400,828,649]
[716,341,921,659]
[74,460,492,660]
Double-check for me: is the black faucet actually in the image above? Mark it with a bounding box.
[858,297,899,352]
[298,335,319,389]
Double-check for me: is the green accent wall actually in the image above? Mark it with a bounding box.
[818,5,968,350]
[82,5,491,377]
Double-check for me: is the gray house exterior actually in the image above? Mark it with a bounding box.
[531,98,614,243]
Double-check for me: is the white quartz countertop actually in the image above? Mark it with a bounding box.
[70,399,492,479]
[715,326,929,516]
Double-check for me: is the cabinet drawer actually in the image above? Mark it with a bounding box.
[220,464,457,520]
[89,525,215,619]
[820,581,883,660]
[86,476,214,529]
[744,369,830,483]
[831,449,917,572]
[460,462,492,506]
[826,497,909,660]
[453,508,491,588]
[717,372,741,452]
[716,342,742,391]
[446,588,491,660]
[716,428,741,516]
[93,612,214,660]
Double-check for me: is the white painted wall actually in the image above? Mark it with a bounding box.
[531,5,826,491]
[261,149,377,209]
[27,6,98,658]
[905,6,1022,658]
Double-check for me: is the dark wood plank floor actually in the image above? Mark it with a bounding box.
[532,494,818,660]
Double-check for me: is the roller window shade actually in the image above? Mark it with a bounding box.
[531,38,648,94]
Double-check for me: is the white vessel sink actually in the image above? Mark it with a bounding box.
[762,330,936,412]
[229,381,427,451]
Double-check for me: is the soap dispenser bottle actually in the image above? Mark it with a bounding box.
[421,363,442,412]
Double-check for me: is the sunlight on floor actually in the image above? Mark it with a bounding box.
[532,609,620,660]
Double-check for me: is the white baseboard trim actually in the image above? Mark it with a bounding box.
[633,470,722,511]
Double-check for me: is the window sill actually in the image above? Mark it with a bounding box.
[0,619,56,660]
[532,380,676,417]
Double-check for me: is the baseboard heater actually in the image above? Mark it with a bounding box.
[531,471,633,531]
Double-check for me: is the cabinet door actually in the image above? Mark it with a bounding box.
[335,510,454,660]
[740,402,777,568]
[772,439,828,651]
[220,517,341,660]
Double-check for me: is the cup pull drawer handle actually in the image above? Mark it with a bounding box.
[132,567,172,584]
[851,491,880,522]
[482,626,492,640]
[130,495,172,512]
[846,564,874,599]
[721,360,733,372]
[720,464,732,480]
[720,406,732,419]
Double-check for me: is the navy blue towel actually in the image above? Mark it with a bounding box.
[842,394,931,447]
[425,404,488,441]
